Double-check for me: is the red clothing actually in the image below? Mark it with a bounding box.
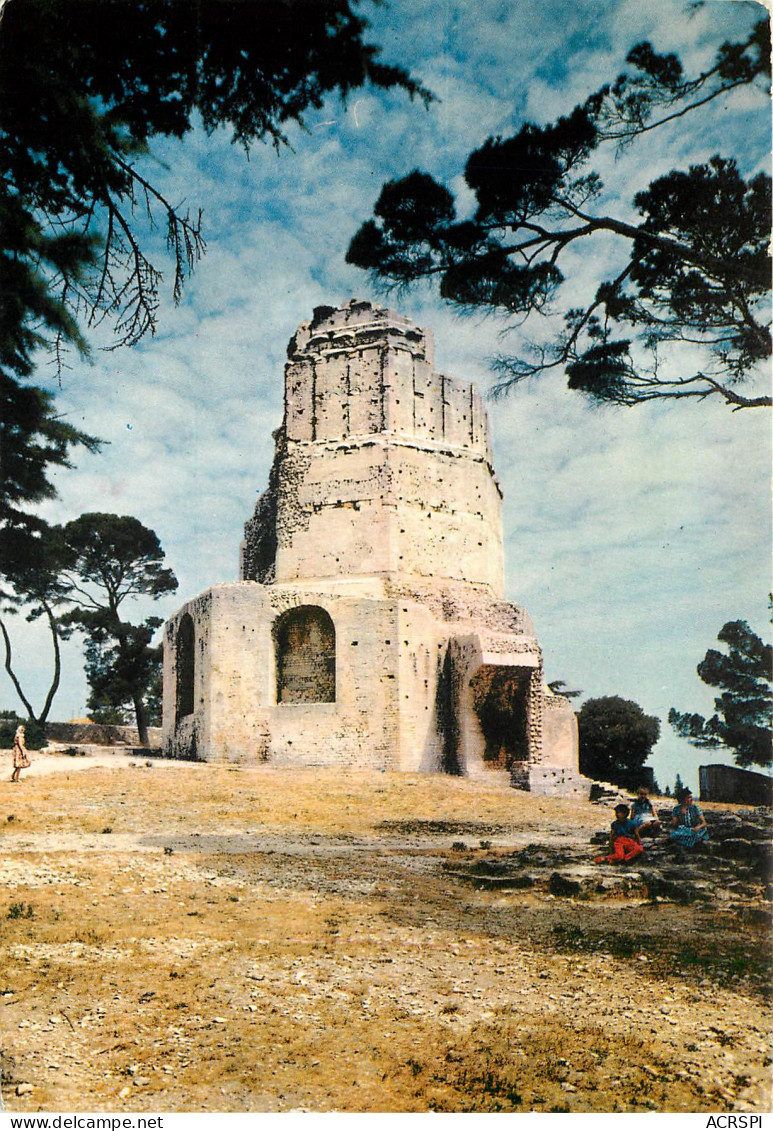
[596,836,644,864]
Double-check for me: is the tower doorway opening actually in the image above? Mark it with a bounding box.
[470,666,530,768]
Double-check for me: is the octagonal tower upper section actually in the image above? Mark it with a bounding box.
[243,300,505,596]
[284,299,494,460]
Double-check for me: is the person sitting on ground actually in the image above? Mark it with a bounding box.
[594,803,645,864]
[630,785,661,836]
[669,788,709,848]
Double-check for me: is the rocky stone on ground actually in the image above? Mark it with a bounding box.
[0,762,769,1113]
[447,805,772,912]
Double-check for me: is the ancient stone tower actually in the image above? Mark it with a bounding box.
[162,300,585,793]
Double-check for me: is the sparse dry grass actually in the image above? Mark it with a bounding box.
[0,763,770,1113]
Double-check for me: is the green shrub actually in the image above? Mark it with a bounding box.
[0,714,47,749]
[8,901,34,919]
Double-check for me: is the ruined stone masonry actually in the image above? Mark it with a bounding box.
[163,300,587,794]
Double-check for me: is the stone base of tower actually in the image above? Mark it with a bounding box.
[162,577,582,784]
[506,690,591,797]
[509,762,593,798]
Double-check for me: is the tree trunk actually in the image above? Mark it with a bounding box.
[0,607,63,725]
[133,693,150,748]
[38,602,63,724]
[0,617,37,720]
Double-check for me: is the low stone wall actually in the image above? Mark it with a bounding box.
[699,763,773,806]
[46,722,163,748]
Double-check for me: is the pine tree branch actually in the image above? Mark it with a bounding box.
[599,76,759,143]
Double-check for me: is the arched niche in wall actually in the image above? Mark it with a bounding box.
[176,613,196,723]
[274,605,336,704]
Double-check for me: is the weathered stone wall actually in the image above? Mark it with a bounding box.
[164,583,402,767]
[242,300,504,595]
[394,601,450,773]
[46,722,162,747]
[540,692,579,769]
[285,302,433,431]
[265,439,503,591]
[162,578,548,772]
[162,590,212,761]
[274,605,336,704]
[283,312,491,457]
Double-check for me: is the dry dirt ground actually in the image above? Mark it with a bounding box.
[0,751,770,1114]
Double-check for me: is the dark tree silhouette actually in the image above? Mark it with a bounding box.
[577,695,661,788]
[348,16,770,411]
[673,772,686,798]
[0,0,429,526]
[0,524,75,725]
[0,379,100,535]
[58,514,178,746]
[81,622,165,732]
[670,619,772,768]
[548,679,582,699]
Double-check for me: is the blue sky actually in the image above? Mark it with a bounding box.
[5,0,770,792]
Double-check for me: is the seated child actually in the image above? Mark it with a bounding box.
[630,786,661,836]
[595,803,645,864]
